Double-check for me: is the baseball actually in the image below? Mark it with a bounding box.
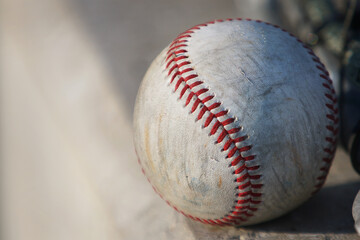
[133,18,338,226]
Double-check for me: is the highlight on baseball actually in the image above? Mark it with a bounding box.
[133,18,339,226]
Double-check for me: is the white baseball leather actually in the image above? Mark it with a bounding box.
[133,19,338,226]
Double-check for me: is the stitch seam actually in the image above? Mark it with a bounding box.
[163,18,262,226]
[260,21,338,194]
[138,18,337,226]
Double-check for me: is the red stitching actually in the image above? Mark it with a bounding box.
[178,61,191,69]
[174,49,187,55]
[195,88,208,96]
[326,125,339,135]
[169,39,188,49]
[174,77,183,91]
[224,139,234,151]
[168,64,177,76]
[137,18,337,226]
[326,114,339,124]
[234,205,251,210]
[324,148,335,155]
[197,107,207,120]
[239,146,252,152]
[236,173,251,182]
[251,192,262,197]
[166,58,175,68]
[244,155,256,161]
[208,102,221,110]
[167,44,188,54]
[316,65,326,72]
[202,95,214,103]
[163,20,264,225]
[204,113,215,127]
[210,121,221,135]
[238,191,252,197]
[301,46,338,195]
[185,74,198,82]
[217,129,227,143]
[231,156,243,166]
[234,136,248,142]
[215,110,228,117]
[189,81,203,89]
[325,104,338,113]
[325,93,337,103]
[170,71,180,84]
[325,137,336,144]
[228,128,241,134]
[227,147,238,158]
[186,92,194,106]
[180,68,192,75]
[179,85,189,99]
[237,199,251,204]
[191,99,201,113]
[173,55,188,62]
[320,166,330,172]
[174,34,192,40]
[238,181,251,190]
[222,118,235,126]
[322,83,336,94]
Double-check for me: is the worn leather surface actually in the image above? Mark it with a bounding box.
[134,20,337,225]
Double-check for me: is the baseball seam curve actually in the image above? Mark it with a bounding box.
[137,18,338,226]
[164,18,264,226]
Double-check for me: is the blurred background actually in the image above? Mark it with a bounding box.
[1,0,360,239]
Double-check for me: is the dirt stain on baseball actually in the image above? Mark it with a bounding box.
[157,111,170,182]
[218,176,222,188]
[158,112,164,150]
[157,112,164,156]
[144,123,156,173]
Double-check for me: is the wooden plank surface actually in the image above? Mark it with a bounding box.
[1,0,360,239]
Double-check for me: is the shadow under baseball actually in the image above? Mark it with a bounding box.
[247,181,360,234]
[185,181,360,236]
